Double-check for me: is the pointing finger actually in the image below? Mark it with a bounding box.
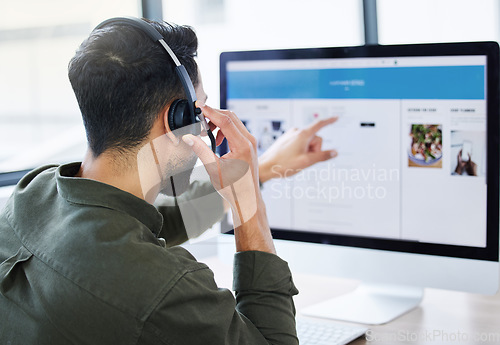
[305,117,338,135]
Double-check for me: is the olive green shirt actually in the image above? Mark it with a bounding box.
[0,163,298,344]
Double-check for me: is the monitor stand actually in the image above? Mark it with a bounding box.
[301,283,424,325]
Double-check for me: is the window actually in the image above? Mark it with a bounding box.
[0,0,139,174]
[378,0,499,44]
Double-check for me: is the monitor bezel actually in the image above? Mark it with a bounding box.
[219,41,500,262]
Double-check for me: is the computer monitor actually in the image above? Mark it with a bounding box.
[218,42,500,325]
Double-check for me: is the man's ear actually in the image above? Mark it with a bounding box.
[162,106,180,145]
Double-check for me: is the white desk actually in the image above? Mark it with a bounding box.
[203,256,500,345]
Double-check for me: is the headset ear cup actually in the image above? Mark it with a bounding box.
[168,99,188,131]
[168,99,202,136]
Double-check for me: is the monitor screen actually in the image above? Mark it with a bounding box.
[219,42,499,263]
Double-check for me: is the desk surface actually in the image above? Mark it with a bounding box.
[202,256,500,345]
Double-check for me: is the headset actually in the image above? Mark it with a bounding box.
[93,17,216,153]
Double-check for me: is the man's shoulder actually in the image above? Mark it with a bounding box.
[34,207,208,319]
[0,163,210,319]
[34,225,209,320]
[11,164,60,194]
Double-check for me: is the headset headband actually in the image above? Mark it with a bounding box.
[93,17,198,107]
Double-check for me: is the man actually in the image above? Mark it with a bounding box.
[0,18,336,344]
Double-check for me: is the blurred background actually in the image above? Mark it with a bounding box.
[0,0,498,177]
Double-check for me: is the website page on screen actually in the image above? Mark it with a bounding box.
[225,55,487,248]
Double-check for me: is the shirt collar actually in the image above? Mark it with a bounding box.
[56,162,163,236]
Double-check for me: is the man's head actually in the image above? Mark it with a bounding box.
[68,19,199,158]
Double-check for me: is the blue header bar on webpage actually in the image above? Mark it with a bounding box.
[227,66,485,100]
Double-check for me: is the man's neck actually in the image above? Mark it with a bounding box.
[76,150,152,202]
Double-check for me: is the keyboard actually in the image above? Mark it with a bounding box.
[297,317,367,345]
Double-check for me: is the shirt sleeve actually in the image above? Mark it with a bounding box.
[155,181,225,247]
[139,250,299,345]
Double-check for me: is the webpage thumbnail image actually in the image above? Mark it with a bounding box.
[450,130,485,177]
[241,119,287,155]
[408,124,443,169]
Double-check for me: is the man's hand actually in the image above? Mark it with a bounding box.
[258,117,338,183]
[182,105,275,254]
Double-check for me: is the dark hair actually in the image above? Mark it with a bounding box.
[68,19,198,157]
